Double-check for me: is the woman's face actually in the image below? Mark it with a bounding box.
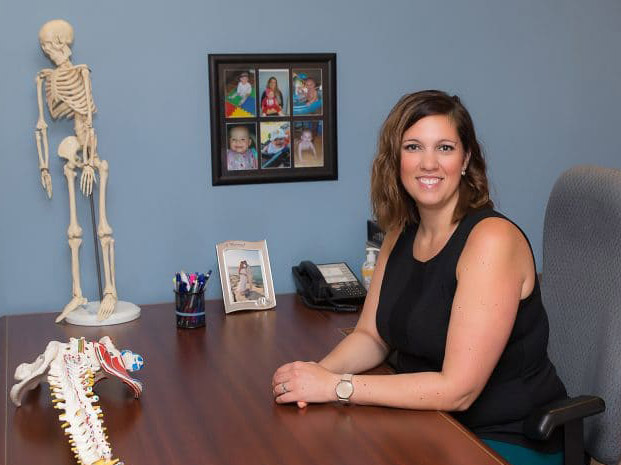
[268,78,277,89]
[399,115,469,215]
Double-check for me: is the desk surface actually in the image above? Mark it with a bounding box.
[1,294,506,465]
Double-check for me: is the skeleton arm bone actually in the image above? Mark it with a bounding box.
[35,71,52,198]
[82,66,94,164]
[80,66,95,195]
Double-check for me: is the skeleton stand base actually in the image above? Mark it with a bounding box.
[65,300,140,326]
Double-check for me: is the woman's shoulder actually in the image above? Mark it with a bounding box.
[469,216,523,248]
[461,209,522,239]
[462,212,531,265]
[458,211,536,297]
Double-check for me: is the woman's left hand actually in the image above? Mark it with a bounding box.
[272,361,340,408]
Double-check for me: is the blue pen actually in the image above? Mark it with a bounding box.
[197,274,206,293]
[198,270,212,292]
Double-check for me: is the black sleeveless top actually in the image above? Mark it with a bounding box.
[376,209,566,451]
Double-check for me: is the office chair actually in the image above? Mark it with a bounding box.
[524,165,621,465]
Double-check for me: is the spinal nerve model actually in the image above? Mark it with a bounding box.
[35,19,122,324]
[10,337,144,465]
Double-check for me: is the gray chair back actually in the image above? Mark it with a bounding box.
[542,165,621,465]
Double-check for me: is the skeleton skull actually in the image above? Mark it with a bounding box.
[38,19,73,66]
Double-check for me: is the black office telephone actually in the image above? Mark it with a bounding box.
[292,261,367,312]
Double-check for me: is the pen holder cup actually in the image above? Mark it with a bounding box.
[175,290,205,329]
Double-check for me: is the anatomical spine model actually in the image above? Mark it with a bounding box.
[35,19,116,323]
[11,337,144,465]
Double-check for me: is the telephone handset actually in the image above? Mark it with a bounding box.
[292,261,366,312]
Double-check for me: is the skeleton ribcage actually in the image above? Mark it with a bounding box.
[46,66,97,120]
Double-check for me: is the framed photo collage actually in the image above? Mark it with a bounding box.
[208,53,337,185]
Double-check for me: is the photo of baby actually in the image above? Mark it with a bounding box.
[209,54,336,185]
[260,122,291,169]
[293,121,324,168]
[225,123,258,171]
[224,70,256,118]
[292,69,322,116]
[258,70,289,117]
[224,249,266,303]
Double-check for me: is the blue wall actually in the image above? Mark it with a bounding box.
[1,0,620,315]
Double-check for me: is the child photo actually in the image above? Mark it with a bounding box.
[258,70,289,117]
[260,122,291,169]
[292,69,322,116]
[293,121,324,168]
[225,123,258,171]
[223,249,266,303]
[209,54,336,185]
[224,69,256,118]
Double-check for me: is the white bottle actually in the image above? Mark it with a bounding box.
[361,247,379,291]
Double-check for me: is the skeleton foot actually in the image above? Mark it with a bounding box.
[55,296,88,323]
[97,293,117,321]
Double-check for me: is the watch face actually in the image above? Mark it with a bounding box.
[336,380,354,399]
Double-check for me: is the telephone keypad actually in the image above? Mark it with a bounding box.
[331,282,366,298]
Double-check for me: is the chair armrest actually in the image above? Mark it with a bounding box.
[524,395,605,440]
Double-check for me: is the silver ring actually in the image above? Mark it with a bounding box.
[282,383,288,394]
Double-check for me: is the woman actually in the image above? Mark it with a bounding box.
[237,261,250,299]
[272,90,567,465]
[260,77,284,110]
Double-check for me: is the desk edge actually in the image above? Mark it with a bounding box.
[438,411,508,465]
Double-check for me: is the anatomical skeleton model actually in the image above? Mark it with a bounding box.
[11,337,143,464]
[10,336,144,465]
[35,19,118,323]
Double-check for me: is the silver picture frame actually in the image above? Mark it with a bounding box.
[215,240,276,313]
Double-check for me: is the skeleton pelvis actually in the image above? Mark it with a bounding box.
[57,136,81,164]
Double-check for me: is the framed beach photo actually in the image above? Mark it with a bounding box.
[215,240,276,313]
[208,53,337,185]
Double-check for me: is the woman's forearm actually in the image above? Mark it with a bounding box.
[319,330,389,374]
[347,371,473,412]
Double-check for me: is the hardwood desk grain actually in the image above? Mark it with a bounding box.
[1,294,507,465]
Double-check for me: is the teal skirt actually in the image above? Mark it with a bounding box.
[483,439,563,465]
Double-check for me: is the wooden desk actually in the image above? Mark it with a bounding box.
[1,294,507,465]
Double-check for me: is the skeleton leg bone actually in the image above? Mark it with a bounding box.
[94,157,117,321]
[56,144,87,323]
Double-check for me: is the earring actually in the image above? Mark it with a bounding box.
[461,169,466,176]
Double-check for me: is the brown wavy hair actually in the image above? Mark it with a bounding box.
[371,90,493,232]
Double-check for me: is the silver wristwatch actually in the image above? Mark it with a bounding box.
[335,373,354,404]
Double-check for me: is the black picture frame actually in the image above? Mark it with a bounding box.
[208,53,337,185]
